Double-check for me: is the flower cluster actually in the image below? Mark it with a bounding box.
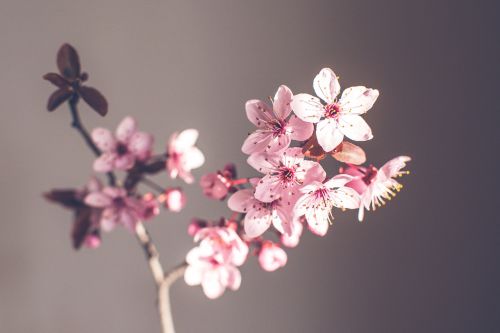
[43,45,410,303]
[190,68,410,298]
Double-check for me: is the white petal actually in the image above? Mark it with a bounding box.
[313,68,340,104]
[339,86,379,115]
[316,119,344,152]
[273,85,293,119]
[290,93,323,123]
[338,114,373,141]
[174,129,199,151]
[115,116,137,143]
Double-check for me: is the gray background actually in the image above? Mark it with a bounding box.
[0,0,498,332]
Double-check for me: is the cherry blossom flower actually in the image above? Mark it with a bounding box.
[84,186,145,232]
[166,129,205,184]
[91,116,154,173]
[199,164,237,200]
[158,187,187,212]
[294,175,361,236]
[291,68,379,152]
[184,226,249,299]
[227,182,298,238]
[341,156,411,221]
[247,147,326,203]
[44,177,103,249]
[258,241,287,272]
[242,85,313,154]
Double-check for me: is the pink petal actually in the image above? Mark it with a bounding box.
[325,174,354,188]
[247,152,280,174]
[273,85,293,119]
[254,175,280,203]
[306,211,329,236]
[281,221,303,248]
[241,131,272,155]
[114,153,135,171]
[303,160,327,183]
[332,141,367,165]
[115,116,137,143]
[258,243,287,272]
[223,266,241,291]
[93,153,116,173]
[271,206,292,236]
[91,128,116,153]
[288,115,314,141]
[84,192,112,208]
[227,189,254,213]
[380,156,411,179]
[173,129,199,152]
[184,147,205,170]
[266,133,291,153]
[316,119,344,152]
[202,269,225,299]
[129,132,154,160]
[100,208,119,232]
[244,207,272,238]
[245,99,272,128]
[119,208,138,232]
[184,264,203,286]
[290,93,324,123]
[331,187,360,209]
[339,86,379,114]
[313,68,340,104]
[338,114,373,141]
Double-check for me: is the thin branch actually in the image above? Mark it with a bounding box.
[141,177,165,194]
[68,96,116,186]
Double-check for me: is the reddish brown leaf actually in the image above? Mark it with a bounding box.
[43,73,68,88]
[72,208,92,249]
[331,141,367,165]
[302,135,327,161]
[44,189,81,208]
[79,86,108,116]
[47,87,72,111]
[57,43,81,80]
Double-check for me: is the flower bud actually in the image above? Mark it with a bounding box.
[258,242,287,272]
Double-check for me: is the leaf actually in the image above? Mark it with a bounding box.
[47,87,72,111]
[43,73,68,88]
[142,159,166,174]
[302,135,326,161]
[57,43,81,80]
[44,189,82,208]
[331,141,366,165]
[72,208,92,249]
[79,86,108,116]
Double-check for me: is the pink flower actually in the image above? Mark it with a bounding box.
[280,219,303,248]
[199,164,236,200]
[84,187,144,232]
[258,242,287,272]
[294,175,361,236]
[91,116,154,172]
[227,183,298,238]
[291,68,379,152]
[166,129,205,184]
[159,187,187,212]
[242,85,313,154]
[184,226,249,299]
[247,147,326,203]
[341,156,411,221]
[83,233,101,249]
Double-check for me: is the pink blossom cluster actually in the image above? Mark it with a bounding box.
[190,68,410,298]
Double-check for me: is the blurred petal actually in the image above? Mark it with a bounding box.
[91,128,116,152]
[84,192,111,208]
[93,154,115,173]
[115,116,137,143]
[129,132,154,160]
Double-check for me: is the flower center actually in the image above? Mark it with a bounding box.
[278,166,296,183]
[362,165,378,185]
[324,103,341,118]
[116,143,129,156]
[269,119,287,137]
[112,197,126,208]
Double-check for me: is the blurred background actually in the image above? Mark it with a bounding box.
[0,0,498,332]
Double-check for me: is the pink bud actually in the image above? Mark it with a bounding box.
[140,193,160,220]
[84,234,101,249]
[163,188,186,212]
[188,219,207,236]
[258,242,287,272]
[200,173,230,200]
[281,221,303,248]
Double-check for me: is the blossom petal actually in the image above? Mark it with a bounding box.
[316,119,344,152]
[91,128,116,153]
[254,175,281,202]
[184,265,203,286]
[202,270,225,299]
[244,207,272,238]
[84,192,112,207]
[380,156,411,179]
[247,152,280,174]
[313,68,340,104]
[184,147,205,170]
[290,93,323,123]
[331,187,360,209]
[129,132,154,160]
[273,85,293,119]
[173,129,199,152]
[306,210,330,236]
[114,154,135,171]
[266,133,291,153]
[115,116,137,143]
[338,114,373,141]
[245,100,272,128]
[339,86,379,115]
[224,266,241,291]
[227,189,254,213]
[288,115,314,141]
[93,154,115,173]
[241,131,272,155]
[325,174,354,188]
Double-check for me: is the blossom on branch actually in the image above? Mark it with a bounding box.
[291,68,379,152]
[166,129,205,184]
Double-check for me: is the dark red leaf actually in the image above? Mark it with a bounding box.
[47,87,72,111]
[142,160,167,174]
[57,43,81,80]
[72,208,92,249]
[43,73,68,88]
[78,86,108,116]
[44,189,81,208]
[302,135,327,161]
